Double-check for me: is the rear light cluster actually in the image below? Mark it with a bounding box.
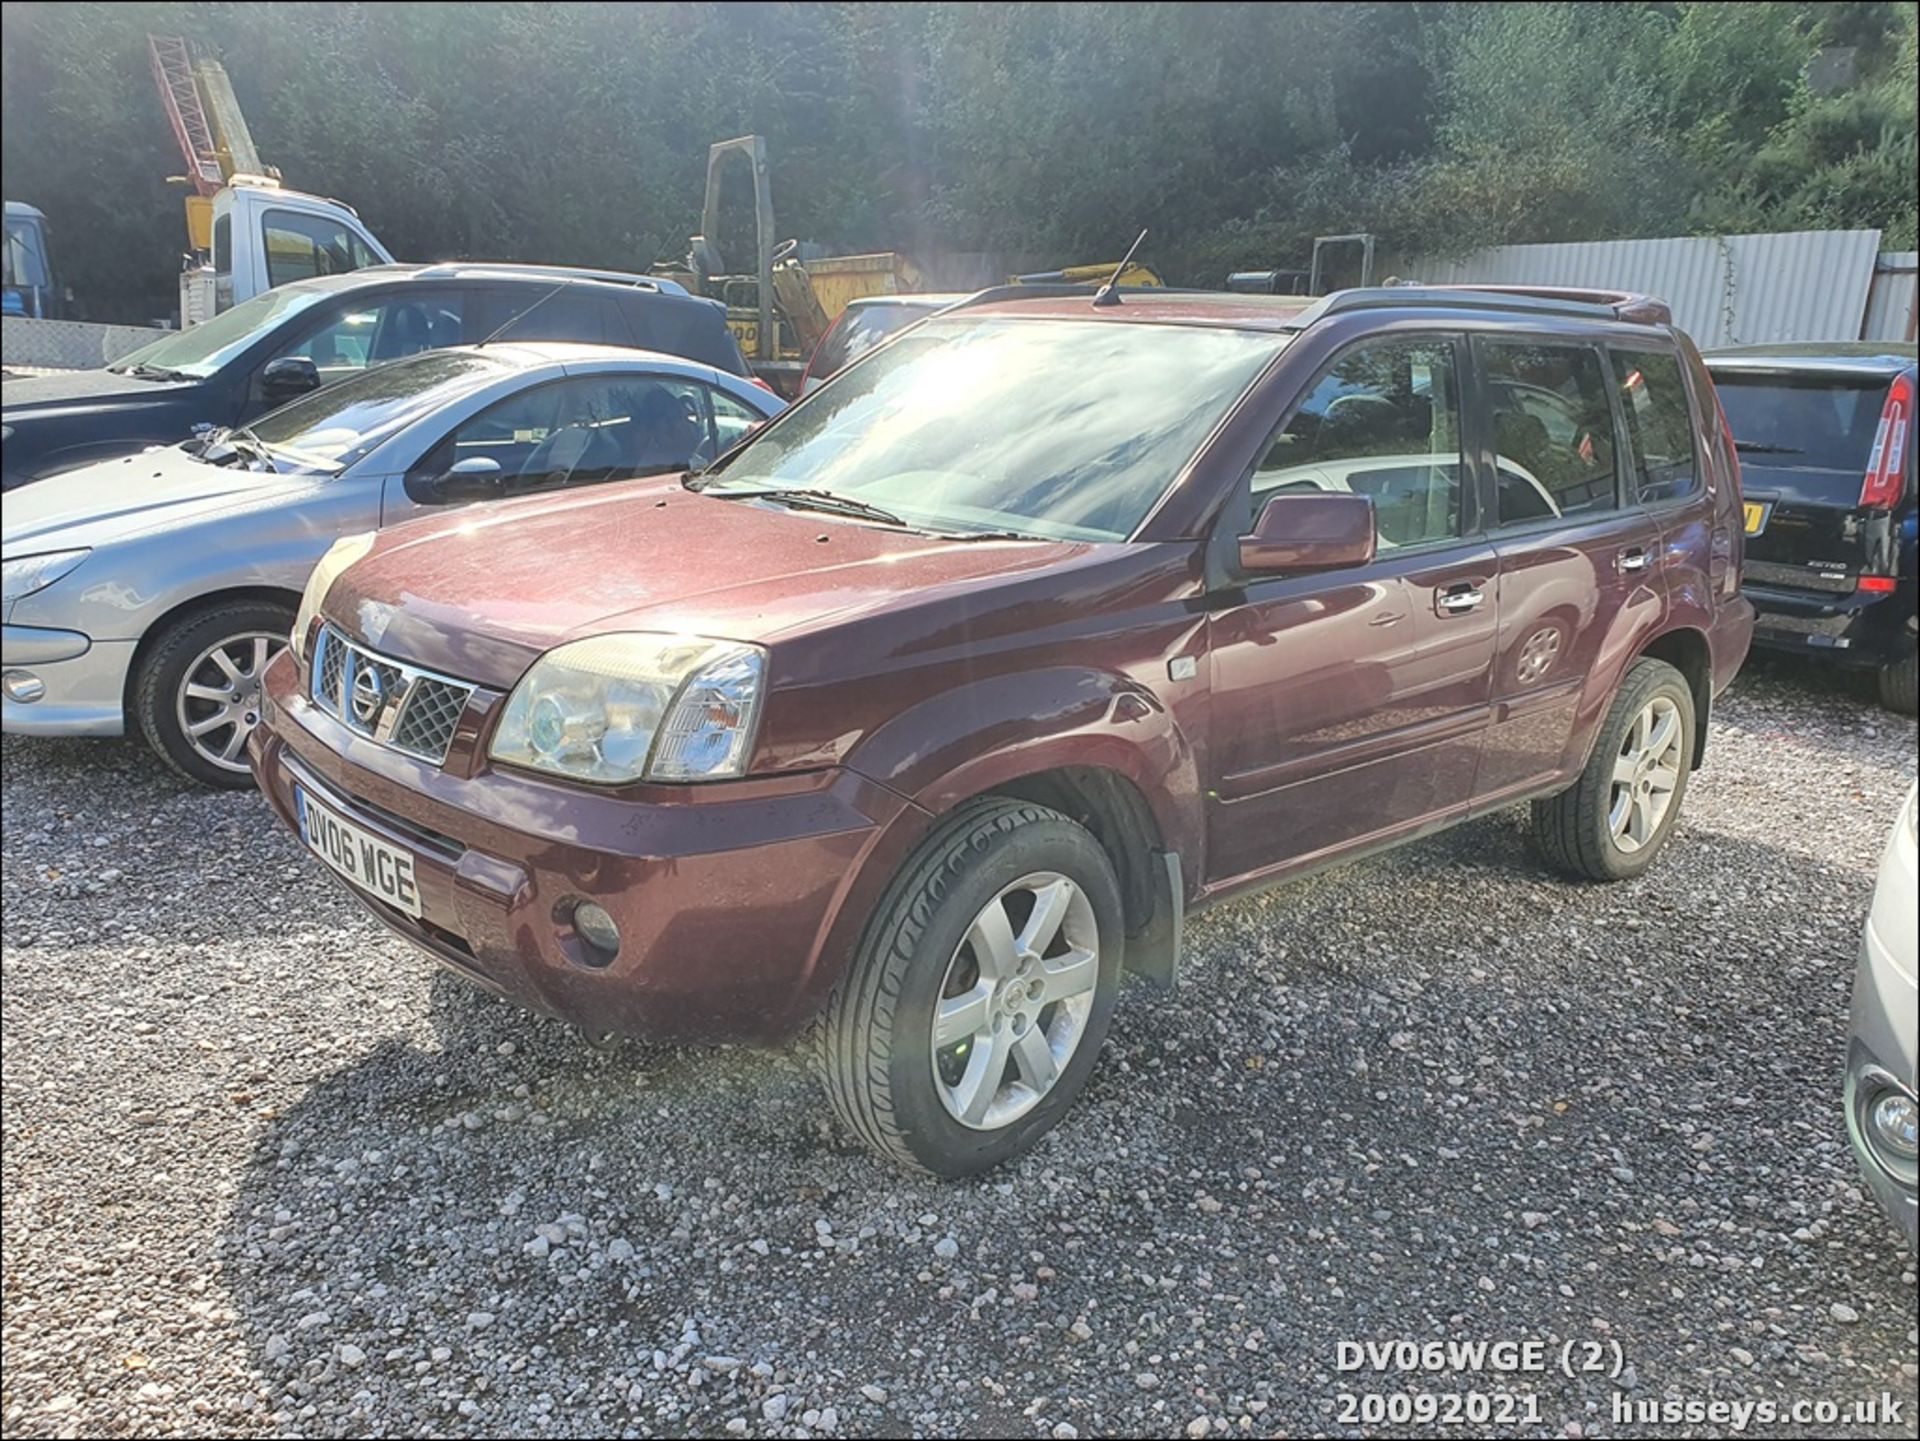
[1860,372,1912,509]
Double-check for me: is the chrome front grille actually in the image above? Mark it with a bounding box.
[309,625,476,764]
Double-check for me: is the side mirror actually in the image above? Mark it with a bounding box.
[432,455,505,502]
[260,355,321,402]
[1239,492,1376,575]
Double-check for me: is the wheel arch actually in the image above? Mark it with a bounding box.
[978,764,1171,938]
[122,585,303,720]
[1635,624,1712,767]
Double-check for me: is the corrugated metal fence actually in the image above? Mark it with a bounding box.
[1864,251,1918,343]
[1402,229,1914,347]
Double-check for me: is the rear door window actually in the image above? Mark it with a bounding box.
[710,388,763,451]
[1479,340,1620,524]
[1611,348,1699,504]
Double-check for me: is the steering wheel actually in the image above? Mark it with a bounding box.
[521,425,621,490]
[1325,393,1397,421]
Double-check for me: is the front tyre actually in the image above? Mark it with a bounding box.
[1530,657,1696,882]
[818,798,1124,1176]
[134,600,292,789]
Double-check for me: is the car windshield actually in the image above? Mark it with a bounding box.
[109,285,333,378]
[242,350,508,472]
[1711,371,1892,472]
[712,316,1286,540]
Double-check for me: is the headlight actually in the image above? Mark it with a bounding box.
[1,549,89,618]
[490,633,767,784]
[291,533,375,660]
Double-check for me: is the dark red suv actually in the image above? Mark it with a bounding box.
[253,283,1754,1175]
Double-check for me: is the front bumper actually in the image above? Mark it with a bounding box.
[0,624,133,736]
[1844,794,1918,1250]
[250,648,917,1044]
[1743,580,1916,668]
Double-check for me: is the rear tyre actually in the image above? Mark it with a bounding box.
[1530,657,1696,882]
[1877,651,1919,716]
[817,798,1124,1177]
[134,600,293,789]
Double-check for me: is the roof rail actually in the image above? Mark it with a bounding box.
[944,282,1101,312]
[402,262,688,297]
[942,282,1252,314]
[1290,285,1672,328]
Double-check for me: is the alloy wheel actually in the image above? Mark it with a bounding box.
[1609,694,1683,853]
[931,871,1100,1131]
[175,631,284,774]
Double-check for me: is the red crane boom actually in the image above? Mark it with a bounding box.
[148,35,224,197]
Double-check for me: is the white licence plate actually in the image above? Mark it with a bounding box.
[296,785,422,918]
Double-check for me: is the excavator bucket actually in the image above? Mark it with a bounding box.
[769,258,834,356]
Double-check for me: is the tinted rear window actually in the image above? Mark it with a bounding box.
[623,293,747,374]
[812,303,931,378]
[1712,372,1890,473]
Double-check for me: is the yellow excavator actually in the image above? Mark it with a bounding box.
[650,136,923,394]
[652,136,1159,394]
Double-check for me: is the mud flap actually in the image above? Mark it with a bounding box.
[1123,850,1184,989]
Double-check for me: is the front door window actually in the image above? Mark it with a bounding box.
[412,375,731,501]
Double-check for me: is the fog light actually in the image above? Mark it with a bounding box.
[3,670,46,703]
[572,901,621,961]
[1870,1091,1919,1160]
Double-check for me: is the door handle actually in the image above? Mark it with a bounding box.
[1434,583,1485,615]
[1618,547,1654,573]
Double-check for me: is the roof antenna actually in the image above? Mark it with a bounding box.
[1091,230,1149,308]
[475,281,569,347]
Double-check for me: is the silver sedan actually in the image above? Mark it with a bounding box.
[1,342,780,785]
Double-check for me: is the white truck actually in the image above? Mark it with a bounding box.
[146,36,393,327]
[188,178,392,325]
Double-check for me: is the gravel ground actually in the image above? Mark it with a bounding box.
[4,654,1917,1440]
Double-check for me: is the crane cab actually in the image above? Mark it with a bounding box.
[197,182,392,322]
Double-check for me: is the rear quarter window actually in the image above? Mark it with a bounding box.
[814,304,927,378]
[1611,348,1699,505]
[624,294,747,374]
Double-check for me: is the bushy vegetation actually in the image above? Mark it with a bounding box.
[3,1,1914,320]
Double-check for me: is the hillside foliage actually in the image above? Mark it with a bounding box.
[3,1,1914,320]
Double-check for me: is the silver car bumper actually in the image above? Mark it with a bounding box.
[1845,788,1919,1250]
[0,624,133,737]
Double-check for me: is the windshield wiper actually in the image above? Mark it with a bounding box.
[197,425,277,470]
[1733,441,1803,455]
[706,486,910,528]
[116,363,192,382]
